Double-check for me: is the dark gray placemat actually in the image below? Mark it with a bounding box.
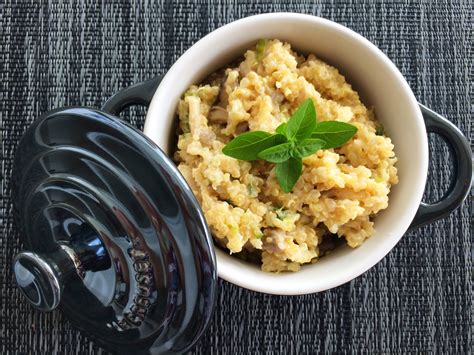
[0,0,471,354]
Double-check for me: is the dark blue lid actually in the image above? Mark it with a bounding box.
[12,108,217,354]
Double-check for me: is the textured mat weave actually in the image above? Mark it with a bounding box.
[0,1,471,354]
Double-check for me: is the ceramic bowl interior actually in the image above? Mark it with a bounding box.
[143,13,428,294]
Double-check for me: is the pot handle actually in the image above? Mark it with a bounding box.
[409,103,472,230]
[101,75,163,115]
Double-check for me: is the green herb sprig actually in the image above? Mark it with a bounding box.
[222,99,358,192]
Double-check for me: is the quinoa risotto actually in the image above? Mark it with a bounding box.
[173,39,398,272]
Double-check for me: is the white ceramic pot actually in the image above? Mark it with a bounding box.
[136,13,470,295]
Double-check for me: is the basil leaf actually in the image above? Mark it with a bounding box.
[275,157,303,193]
[258,143,292,163]
[222,100,359,193]
[223,131,285,160]
[311,121,358,149]
[275,122,287,135]
[286,98,317,141]
[292,138,325,158]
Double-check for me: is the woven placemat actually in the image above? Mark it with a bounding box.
[0,1,471,354]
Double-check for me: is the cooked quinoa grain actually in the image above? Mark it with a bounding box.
[174,39,398,272]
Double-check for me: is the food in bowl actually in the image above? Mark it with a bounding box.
[173,39,398,272]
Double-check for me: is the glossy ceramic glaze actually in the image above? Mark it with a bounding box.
[12,108,217,354]
[143,13,471,294]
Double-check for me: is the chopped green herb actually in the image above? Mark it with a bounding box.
[181,112,190,133]
[183,90,198,97]
[182,122,190,133]
[274,207,288,220]
[247,184,258,197]
[375,125,385,136]
[255,232,264,239]
[256,39,267,61]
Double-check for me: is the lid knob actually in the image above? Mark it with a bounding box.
[13,228,109,311]
[13,245,78,311]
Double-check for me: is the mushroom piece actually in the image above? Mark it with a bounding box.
[269,88,285,105]
[235,121,249,134]
[208,106,228,124]
[263,229,286,253]
[199,129,216,146]
[218,83,229,106]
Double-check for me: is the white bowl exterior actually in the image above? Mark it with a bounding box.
[144,13,428,295]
